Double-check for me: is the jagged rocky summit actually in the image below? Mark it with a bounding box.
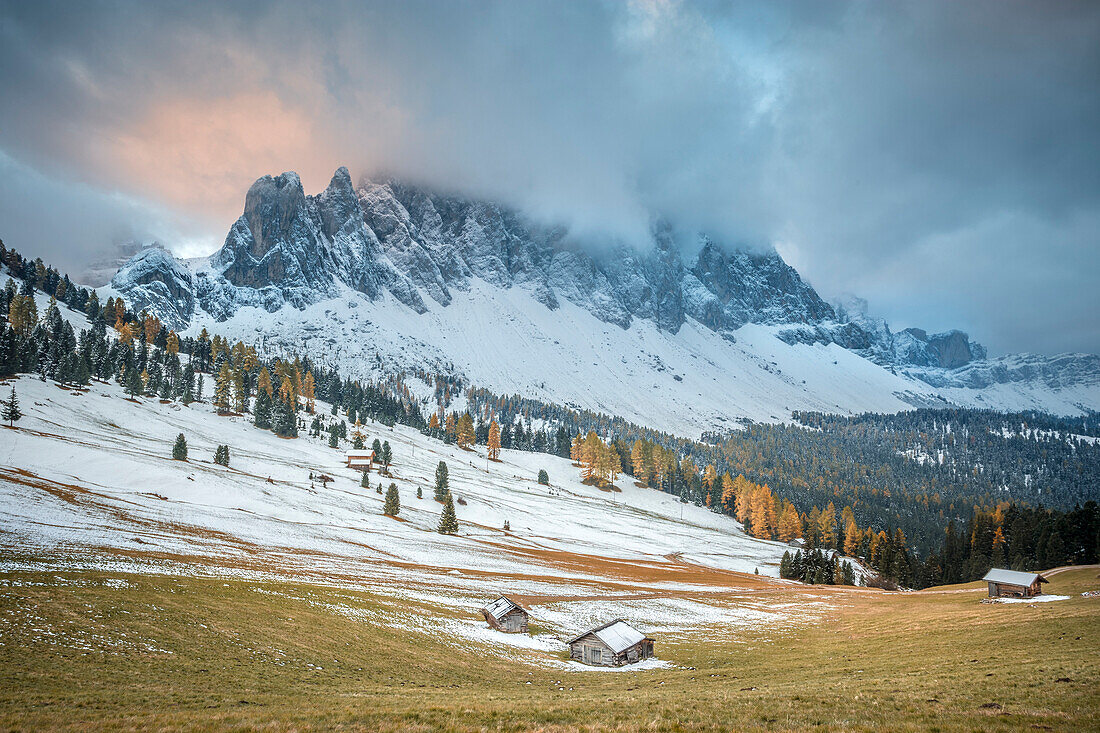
[107,167,1100,409]
[113,166,896,349]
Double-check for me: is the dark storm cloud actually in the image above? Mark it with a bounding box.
[0,0,1097,354]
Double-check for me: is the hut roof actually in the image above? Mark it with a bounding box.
[346,450,375,458]
[483,595,526,622]
[567,619,650,654]
[982,568,1047,586]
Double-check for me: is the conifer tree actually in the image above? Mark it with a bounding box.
[371,437,382,456]
[380,440,392,473]
[456,413,475,449]
[213,362,232,414]
[257,367,273,399]
[416,486,423,499]
[328,424,340,448]
[844,520,862,556]
[361,470,370,488]
[124,366,143,399]
[352,434,365,450]
[538,469,549,485]
[254,388,272,429]
[437,491,458,534]
[232,367,245,413]
[630,440,649,483]
[487,419,501,460]
[2,385,21,427]
[818,502,838,549]
[434,461,449,501]
[778,503,803,542]
[384,483,400,516]
[172,433,188,461]
[274,400,297,438]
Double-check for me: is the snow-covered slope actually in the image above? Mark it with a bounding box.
[188,281,941,436]
[103,167,1100,433]
[0,374,788,582]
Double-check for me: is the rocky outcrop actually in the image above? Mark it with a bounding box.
[106,166,1099,399]
[108,245,194,330]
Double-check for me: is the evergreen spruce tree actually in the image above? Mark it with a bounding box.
[383,483,400,516]
[2,385,21,427]
[380,441,392,473]
[437,491,459,534]
[537,469,549,485]
[328,424,340,448]
[416,486,423,499]
[434,461,449,501]
[361,470,370,488]
[124,366,143,399]
[371,438,382,457]
[274,400,298,438]
[780,550,792,579]
[352,434,364,450]
[172,433,188,461]
[253,389,272,429]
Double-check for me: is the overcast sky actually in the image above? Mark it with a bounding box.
[0,0,1097,355]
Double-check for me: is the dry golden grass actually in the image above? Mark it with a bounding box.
[1,562,1097,732]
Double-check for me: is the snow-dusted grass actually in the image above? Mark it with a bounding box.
[1,567,1097,731]
[0,372,806,664]
[0,373,782,575]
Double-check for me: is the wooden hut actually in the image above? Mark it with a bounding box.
[567,619,654,667]
[982,568,1048,598]
[481,596,530,633]
[345,450,375,471]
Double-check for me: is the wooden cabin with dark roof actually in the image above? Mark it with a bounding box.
[481,596,530,633]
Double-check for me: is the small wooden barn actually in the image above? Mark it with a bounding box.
[345,450,375,471]
[567,619,654,667]
[481,596,530,633]
[982,568,1048,598]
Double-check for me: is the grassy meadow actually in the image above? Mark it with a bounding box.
[1,562,1097,732]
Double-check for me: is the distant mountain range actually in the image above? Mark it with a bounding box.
[103,167,1100,435]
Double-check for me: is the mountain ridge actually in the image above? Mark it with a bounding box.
[105,167,1100,431]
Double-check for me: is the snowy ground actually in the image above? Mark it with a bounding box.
[180,282,946,437]
[0,374,824,667]
[174,282,1100,438]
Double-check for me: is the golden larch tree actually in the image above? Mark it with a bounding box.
[487,419,501,461]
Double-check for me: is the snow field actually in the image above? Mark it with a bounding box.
[0,375,815,667]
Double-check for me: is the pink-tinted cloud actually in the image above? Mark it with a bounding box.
[107,92,343,228]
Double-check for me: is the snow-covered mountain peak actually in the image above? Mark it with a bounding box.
[103,167,1100,430]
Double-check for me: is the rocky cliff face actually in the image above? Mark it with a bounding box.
[107,167,1098,400]
[120,167,841,338]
